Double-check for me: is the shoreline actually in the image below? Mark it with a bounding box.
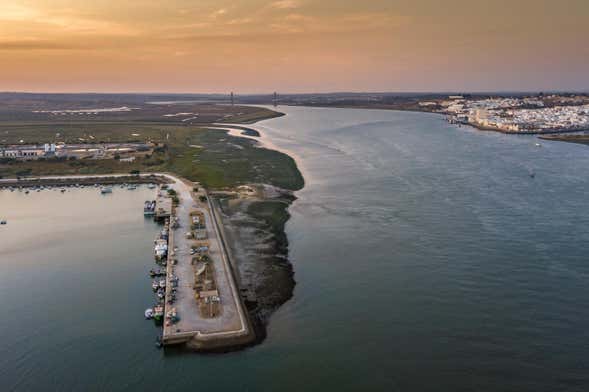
[0,173,170,188]
[0,109,306,353]
[269,103,589,137]
[0,172,257,352]
[215,118,310,188]
[0,107,306,353]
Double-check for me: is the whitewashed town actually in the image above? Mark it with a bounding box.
[423,94,589,133]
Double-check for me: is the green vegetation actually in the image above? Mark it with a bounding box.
[247,201,291,233]
[0,118,304,191]
[246,200,292,253]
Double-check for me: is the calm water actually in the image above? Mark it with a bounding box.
[2,107,589,391]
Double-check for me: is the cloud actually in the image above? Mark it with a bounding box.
[0,4,39,21]
[269,0,301,10]
[0,39,83,50]
[210,8,228,18]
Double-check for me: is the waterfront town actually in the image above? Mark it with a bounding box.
[425,94,589,133]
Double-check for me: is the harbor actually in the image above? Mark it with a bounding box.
[0,174,169,189]
[144,175,253,350]
[0,171,253,350]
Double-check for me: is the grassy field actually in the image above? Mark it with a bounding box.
[0,116,303,191]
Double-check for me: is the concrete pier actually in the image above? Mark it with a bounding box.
[154,191,172,221]
[160,175,253,350]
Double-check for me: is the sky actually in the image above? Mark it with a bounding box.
[0,0,588,93]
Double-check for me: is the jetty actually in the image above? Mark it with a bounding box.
[152,175,253,350]
[154,190,172,221]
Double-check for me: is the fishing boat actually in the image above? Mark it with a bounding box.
[144,200,156,216]
[144,308,154,319]
[166,308,178,323]
[153,305,164,323]
[154,239,168,260]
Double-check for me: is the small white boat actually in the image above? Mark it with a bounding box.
[145,308,154,319]
[127,185,137,190]
[535,142,542,147]
[100,187,112,194]
[148,184,156,189]
[159,279,166,288]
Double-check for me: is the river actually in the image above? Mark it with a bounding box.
[2,107,589,391]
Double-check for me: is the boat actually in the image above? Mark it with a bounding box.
[166,308,178,323]
[153,305,164,323]
[148,184,156,189]
[144,200,156,216]
[535,142,542,147]
[127,185,137,190]
[100,187,112,194]
[159,279,166,288]
[152,281,159,291]
[154,239,168,260]
[145,308,154,319]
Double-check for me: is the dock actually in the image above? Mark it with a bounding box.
[154,191,172,221]
[154,176,253,350]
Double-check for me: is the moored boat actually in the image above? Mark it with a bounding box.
[153,304,164,323]
[145,308,154,319]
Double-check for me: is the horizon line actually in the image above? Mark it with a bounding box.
[1,89,588,96]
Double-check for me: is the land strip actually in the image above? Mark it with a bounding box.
[160,174,253,350]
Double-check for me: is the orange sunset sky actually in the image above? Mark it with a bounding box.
[0,0,588,93]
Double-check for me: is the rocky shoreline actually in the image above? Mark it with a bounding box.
[212,184,297,345]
